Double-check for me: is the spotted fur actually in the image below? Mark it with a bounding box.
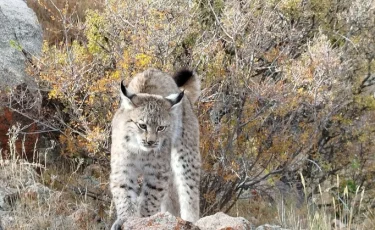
[110,68,201,229]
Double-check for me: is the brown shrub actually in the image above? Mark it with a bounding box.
[26,0,104,44]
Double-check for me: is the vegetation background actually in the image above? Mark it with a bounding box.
[1,0,375,229]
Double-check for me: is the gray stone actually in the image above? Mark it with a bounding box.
[0,160,40,211]
[0,161,52,229]
[195,212,253,230]
[0,187,18,211]
[122,212,200,230]
[0,0,42,89]
[23,182,52,202]
[0,211,13,230]
[120,212,256,230]
[255,224,289,230]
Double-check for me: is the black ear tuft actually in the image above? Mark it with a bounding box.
[173,69,193,87]
[174,90,184,105]
[166,90,184,107]
[121,80,133,99]
[121,80,126,95]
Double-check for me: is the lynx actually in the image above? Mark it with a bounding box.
[110,68,201,230]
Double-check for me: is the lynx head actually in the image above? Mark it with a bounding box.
[119,81,183,152]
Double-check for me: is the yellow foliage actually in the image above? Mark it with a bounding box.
[135,53,153,69]
[120,50,131,72]
[85,10,107,56]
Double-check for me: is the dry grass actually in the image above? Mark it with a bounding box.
[0,125,113,229]
[228,192,279,227]
[229,174,375,230]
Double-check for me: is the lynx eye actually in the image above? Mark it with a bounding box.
[157,126,166,132]
[137,123,147,130]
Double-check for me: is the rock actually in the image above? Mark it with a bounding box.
[122,212,200,230]
[0,107,40,160]
[0,160,46,229]
[195,212,253,230]
[68,205,100,229]
[0,160,41,211]
[119,212,255,230]
[0,0,43,160]
[255,224,288,230]
[21,182,51,202]
[0,211,14,230]
[0,187,18,211]
[0,160,39,187]
[0,0,42,89]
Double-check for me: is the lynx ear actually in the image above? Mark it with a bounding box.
[120,80,136,110]
[165,90,184,109]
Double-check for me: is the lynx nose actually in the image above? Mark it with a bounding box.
[147,141,155,146]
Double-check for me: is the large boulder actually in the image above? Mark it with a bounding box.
[0,160,41,212]
[0,160,41,228]
[0,0,43,159]
[195,212,253,230]
[255,224,289,230]
[0,0,43,89]
[120,212,255,230]
[121,212,200,230]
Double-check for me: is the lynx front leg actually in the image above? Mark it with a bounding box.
[138,162,170,217]
[110,160,139,230]
[172,148,200,222]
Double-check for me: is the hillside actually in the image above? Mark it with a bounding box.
[1,0,375,229]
